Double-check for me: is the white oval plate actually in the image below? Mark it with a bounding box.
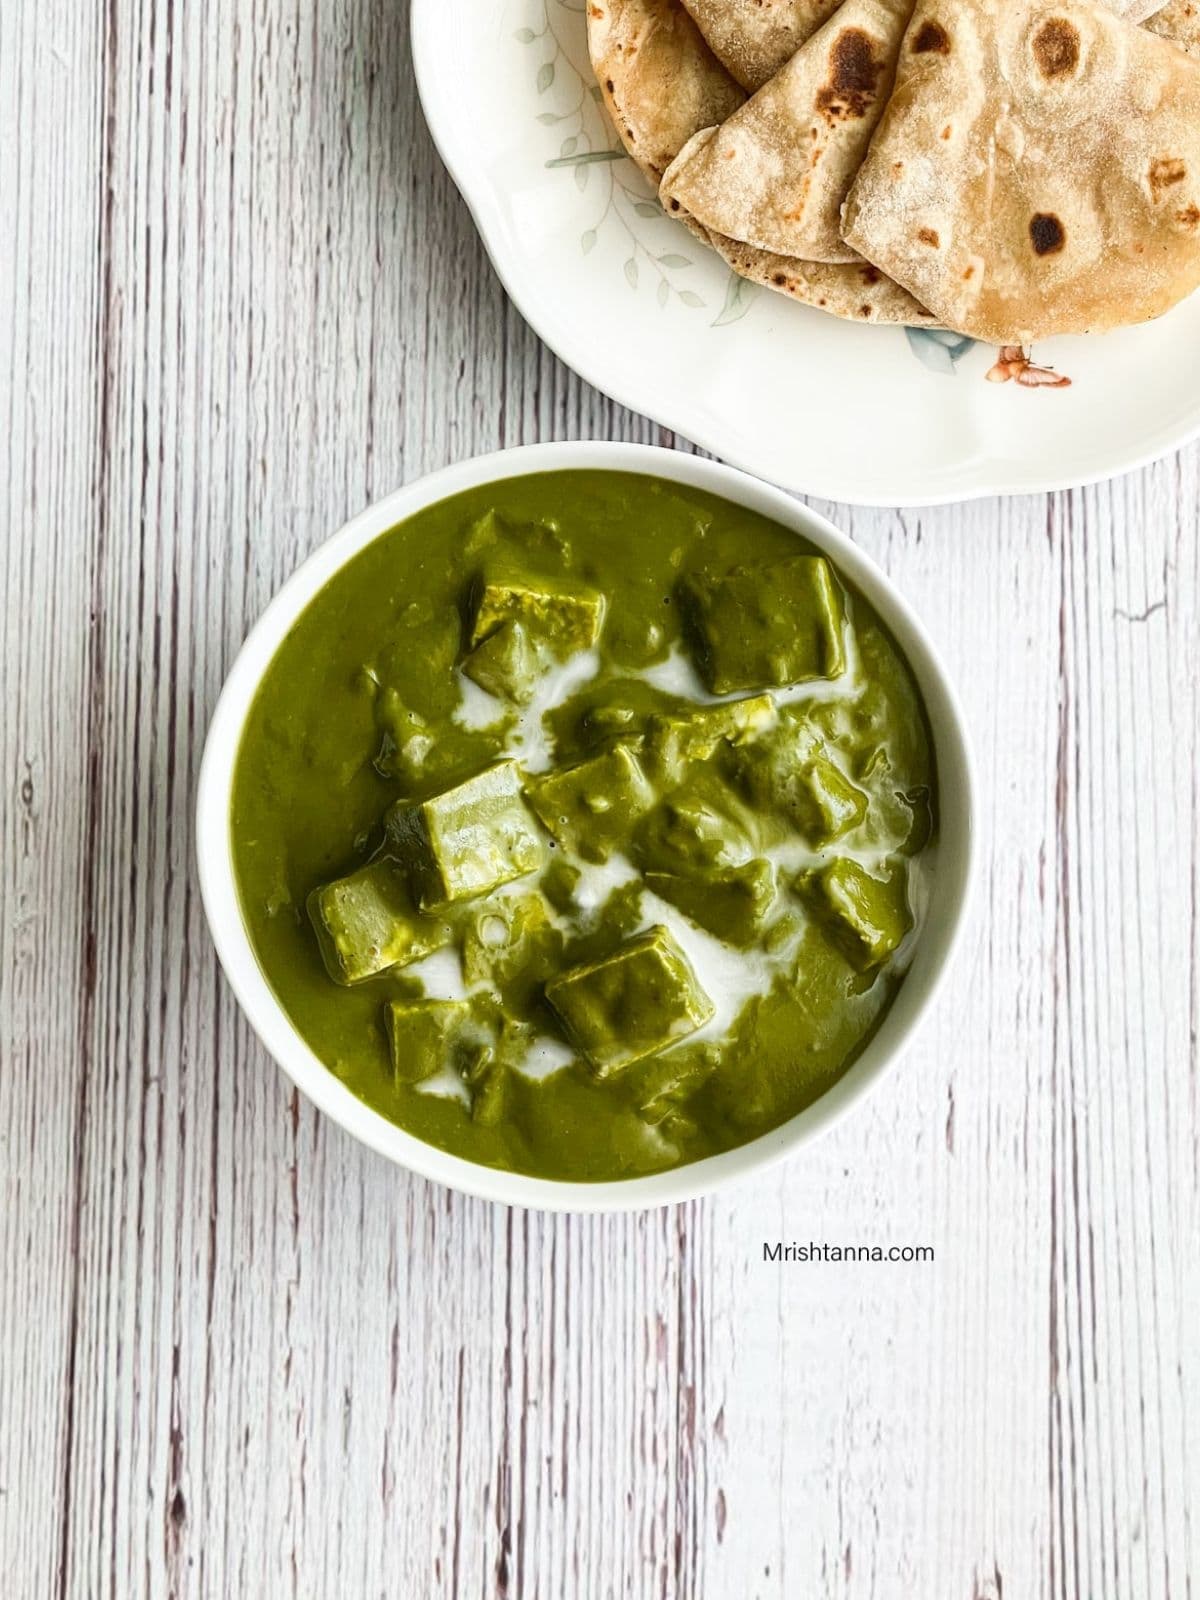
[412,0,1200,506]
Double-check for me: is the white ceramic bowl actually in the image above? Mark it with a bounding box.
[197,443,976,1211]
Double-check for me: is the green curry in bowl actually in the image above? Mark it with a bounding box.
[231,470,935,1182]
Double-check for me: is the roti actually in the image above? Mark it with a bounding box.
[678,0,849,88]
[661,0,915,263]
[1145,0,1200,55]
[842,0,1200,342]
[694,219,936,322]
[586,0,746,185]
[588,0,927,319]
[681,0,1168,89]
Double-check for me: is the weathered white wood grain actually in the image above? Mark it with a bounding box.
[0,2,107,1597]
[1,0,1197,1595]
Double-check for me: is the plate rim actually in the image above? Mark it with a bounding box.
[410,0,1200,506]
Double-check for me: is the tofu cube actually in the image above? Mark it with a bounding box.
[738,736,868,845]
[801,858,912,970]
[462,892,564,1013]
[307,859,450,985]
[524,744,655,864]
[630,1047,716,1137]
[797,755,869,844]
[545,926,714,1077]
[461,618,539,704]
[386,998,480,1085]
[470,568,604,660]
[644,858,777,948]
[469,1062,512,1127]
[633,770,756,878]
[457,1035,513,1126]
[388,760,544,910]
[645,694,776,783]
[681,556,846,694]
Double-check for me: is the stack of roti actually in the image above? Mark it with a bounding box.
[586,0,1200,341]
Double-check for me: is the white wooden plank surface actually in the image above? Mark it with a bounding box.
[1,1,1197,1595]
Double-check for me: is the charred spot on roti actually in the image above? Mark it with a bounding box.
[1179,204,1200,229]
[1030,212,1066,255]
[912,20,950,53]
[917,226,940,246]
[1149,157,1187,199]
[858,304,872,316]
[816,29,884,121]
[1032,18,1081,78]
[860,266,882,285]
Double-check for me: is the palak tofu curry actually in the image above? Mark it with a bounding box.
[231,471,937,1181]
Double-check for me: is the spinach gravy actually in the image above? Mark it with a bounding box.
[231,472,936,1181]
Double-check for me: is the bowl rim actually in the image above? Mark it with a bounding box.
[196,441,977,1212]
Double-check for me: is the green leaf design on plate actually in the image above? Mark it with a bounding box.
[544,149,627,168]
[529,3,675,298]
[711,270,758,328]
[678,290,705,309]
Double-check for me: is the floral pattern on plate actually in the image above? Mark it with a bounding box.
[516,0,757,326]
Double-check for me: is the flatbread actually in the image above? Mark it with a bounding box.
[1145,0,1200,56]
[588,0,931,324]
[700,221,936,322]
[680,0,1169,92]
[587,0,746,185]
[842,0,1200,343]
[1120,0,1176,19]
[679,0,849,89]
[660,0,914,263]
